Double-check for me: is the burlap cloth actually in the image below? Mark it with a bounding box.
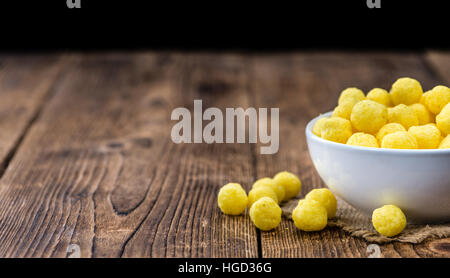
[281,198,450,244]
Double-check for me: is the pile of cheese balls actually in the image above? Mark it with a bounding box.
[218,173,408,237]
[217,171,338,232]
[313,77,450,149]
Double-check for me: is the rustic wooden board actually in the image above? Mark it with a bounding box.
[0,55,66,174]
[0,52,449,258]
[0,53,258,258]
[427,51,450,84]
[249,52,450,258]
[120,54,259,258]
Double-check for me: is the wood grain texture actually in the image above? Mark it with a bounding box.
[0,53,258,258]
[427,51,450,84]
[249,53,448,258]
[120,54,259,258]
[0,55,66,173]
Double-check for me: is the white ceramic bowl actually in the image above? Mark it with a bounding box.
[306,112,450,224]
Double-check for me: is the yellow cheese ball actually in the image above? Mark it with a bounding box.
[292,199,328,231]
[320,117,353,144]
[346,132,379,148]
[312,117,328,136]
[273,171,302,201]
[249,197,282,231]
[390,77,423,105]
[253,178,285,204]
[376,123,406,142]
[408,124,442,149]
[338,87,365,106]
[351,100,388,134]
[388,104,419,129]
[332,101,354,120]
[372,205,407,237]
[381,131,418,149]
[439,135,450,149]
[409,103,433,125]
[248,186,278,208]
[420,90,431,106]
[424,85,450,114]
[217,183,248,215]
[297,199,307,207]
[367,88,392,107]
[436,103,450,135]
[305,188,337,219]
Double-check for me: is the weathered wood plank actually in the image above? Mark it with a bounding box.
[0,53,258,258]
[120,54,259,258]
[0,55,66,173]
[250,52,448,258]
[426,51,450,84]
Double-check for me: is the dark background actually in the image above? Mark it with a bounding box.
[1,0,448,51]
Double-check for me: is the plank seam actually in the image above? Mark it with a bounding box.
[247,57,263,259]
[419,52,445,82]
[0,56,73,179]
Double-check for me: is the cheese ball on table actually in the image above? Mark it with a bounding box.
[440,135,450,149]
[217,183,248,215]
[372,205,407,237]
[346,132,379,148]
[350,100,388,134]
[312,117,328,136]
[367,88,392,107]
[292,199,328,232]
[338,87,365,106]
[376,123,406,142]
[436,103,450,135]
[390,77,423,105]
[388,104,419,129]
[273,171,302,201]
[248,186,278,208]
[381,131,418,149]
[305,188,337,218]
[408,124,442,149]
[252,178,285,204]
[409,103,433,125]
[249,197,282,231]
[424,85,450,114]
[320,117,353,144]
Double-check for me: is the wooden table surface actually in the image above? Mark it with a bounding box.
[0,52,449,258]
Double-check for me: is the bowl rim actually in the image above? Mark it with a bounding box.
[306,111,450,155]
